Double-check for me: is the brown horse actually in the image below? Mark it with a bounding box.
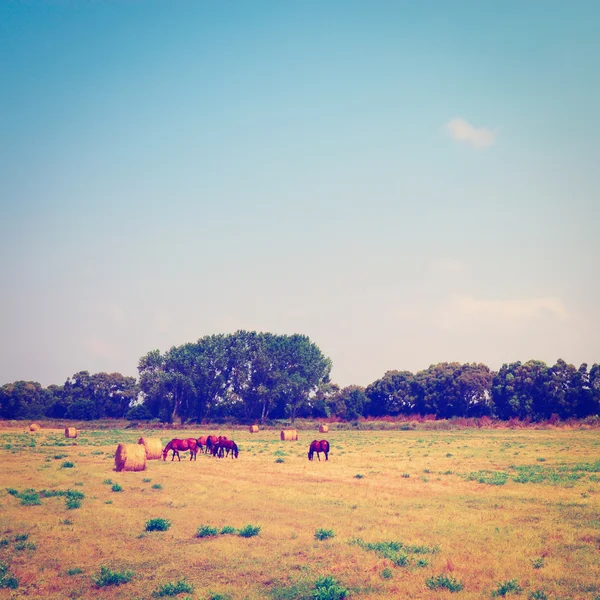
[215,439,239,459]
[162,438,199,461]
[197,436,208,454]
[308,439,330,461]
[205,435,219,454]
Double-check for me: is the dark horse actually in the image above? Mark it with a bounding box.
[205,435,219,455]
[308,439,330,461]
[162,438,199,461]
[214,439,239,459]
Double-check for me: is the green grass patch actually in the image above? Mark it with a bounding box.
[465,470,509,485]
[238,524,261,538]
[145,518,171,532]
[152,578,194,597]
[0,562,19,589]
[111,483,123,492]
[426,573,464,592]
[61,461,75,469]
[491,579,523,597]
[220,526,237,535]
[92,565,134,587]
[312,575,348,600]
[315,528,335,541]
[66,568,83,576]
[196,525,219,538]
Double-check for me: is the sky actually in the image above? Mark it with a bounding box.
[1,0,599,388]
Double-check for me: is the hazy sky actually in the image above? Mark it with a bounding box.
[1,1,598,388]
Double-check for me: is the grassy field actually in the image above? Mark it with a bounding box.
[0,423,599,599]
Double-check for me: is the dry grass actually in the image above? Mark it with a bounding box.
[0,425,598,599]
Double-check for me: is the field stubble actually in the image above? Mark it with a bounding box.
[0,426,598,599]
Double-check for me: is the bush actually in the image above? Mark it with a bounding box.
[61,461,75,468]
[111,484,123,493]
[315,529,335,541]
[531,557,544,569]
[151,484,163,490]
[19,491,41,506]
[529,592,547,600]
[145,518,171,532]
[92,565,134,587]
[66,568,83,576]
[238,524,261,538]
[491,580,523,597]
[196,525,218,538]
[152,578,194,597]
[426,574,464,592]
[380,567,393,579]
[313,575,348,600]
[0,562,19,589]
[220,526,237,535]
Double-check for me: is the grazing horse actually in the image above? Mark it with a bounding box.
[218,439,239,459]
[308,439,330,461]
[205,435,219,455]
[197,436,208,454]
[162,438,199,461]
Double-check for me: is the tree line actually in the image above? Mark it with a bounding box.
[1,331,599,422]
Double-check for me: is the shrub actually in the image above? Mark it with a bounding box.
[220,526,237,535]
[152,484,163,490]
[315,529,335,541]
[381,567,393,579]
[61,461,75,468]
[402,473,410,478]
[196,525,219,538]
[152,578,194,597]
[354,474,364,479]
[92,565,134,587]
[102,479,113,485]
[491,580,523,597]
[275,458,285,463]
[426,574,464,592]
[145,518,171,532]
[313,575,348,600]
[111,483,123,493]
[143,478,152,483]
[6,488,19,496]
[66,568,83,576]
[14,534,28,541]
[19,491,41,506]
[529,592,547,600]
[66,496,81,509]
[531,557,544,569]
[207,594,232,600]
[238,524,261,538]
[15,541,36,551]
[0,562,19,589]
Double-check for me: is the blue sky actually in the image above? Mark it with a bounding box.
[1,0,598,387]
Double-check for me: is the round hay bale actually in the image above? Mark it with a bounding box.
[65,427,78,439]
[29,423,40,432]
[319,424,329,433]
[280,429,298,441]
[138,437,163,460]
[114,443,146,472]
[249,425,259,433]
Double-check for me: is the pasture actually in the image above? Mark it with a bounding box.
[0,424,599,599]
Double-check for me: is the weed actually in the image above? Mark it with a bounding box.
[528,592,547,600]
[380,567,393,579]
[220,526,237,535]
[92,565,134,587]
[466,471,508,486]
[20,491,41,506]
[111,483,123,493]
[275,458,285,463]
[415,558,429,568]
[102,479,113,485]
[152,578,194,597]
[66,568,83,576]
[312,575,347,600]
[61,519,73,525]
[531,557,545,569]
[61,461,75,468]
[315,529,335,541]
[0,540,8,547]
[152,484,163,490]
[15,542,36,551]
[145,518,171,532]
[238,524,261,538]
[53,454,67,459]
[0,562,19,589]
[354,474,364,479]
[426,573,464,592]
[491,579,523,597]
[14,534,28,541]
[143,478,152,483]
[66,496,81,509]
[207,594,232,600]
[402,473,410,478]
[196,525,218,538]
[6,488,19,496]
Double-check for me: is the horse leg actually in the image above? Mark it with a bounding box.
[317,451,321,461]
[325,451,328,460]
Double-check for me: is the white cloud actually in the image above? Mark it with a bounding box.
[444,117,497,149]
[435,294,569,332]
